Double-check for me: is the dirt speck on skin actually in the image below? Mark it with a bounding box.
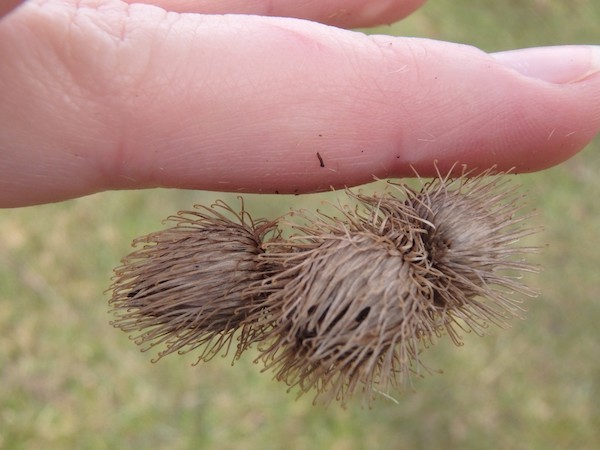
[317,152,325,168]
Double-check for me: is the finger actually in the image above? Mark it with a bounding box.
[0,0,24,18]
[121,0,427,28]
[1,2,599,207]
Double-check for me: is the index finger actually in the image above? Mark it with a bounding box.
[1,2,599,207]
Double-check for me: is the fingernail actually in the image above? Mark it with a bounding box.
[491,45,600,84]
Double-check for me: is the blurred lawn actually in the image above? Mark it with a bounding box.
[2,1,600,449]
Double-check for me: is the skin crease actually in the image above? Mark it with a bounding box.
[0,0,599,207]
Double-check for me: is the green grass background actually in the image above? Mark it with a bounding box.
[2,1,600,448]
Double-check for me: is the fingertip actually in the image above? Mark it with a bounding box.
[490,46,600,85]
[389,43,600,176]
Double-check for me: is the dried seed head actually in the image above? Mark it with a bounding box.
[108,169,539,407]
[110,200,277,362]
[244,171,538,405]
[242,198,440,405]
[388,171,539,341]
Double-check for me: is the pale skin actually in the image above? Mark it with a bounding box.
[1,1,599,208]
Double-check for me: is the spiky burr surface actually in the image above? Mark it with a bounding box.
[110,170,538,406]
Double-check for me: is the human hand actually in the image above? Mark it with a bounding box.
[1,0,599,208]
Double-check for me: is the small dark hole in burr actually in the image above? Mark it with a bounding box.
[356,307,370,323]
